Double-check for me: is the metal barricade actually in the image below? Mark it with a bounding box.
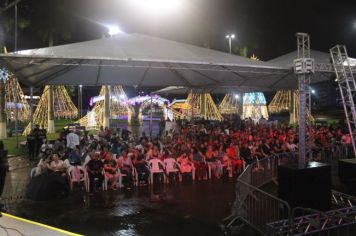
[314,144,354,161]
[225,150,356,236]
[224,153,295,235]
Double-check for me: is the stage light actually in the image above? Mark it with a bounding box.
[119,94,125,99]
[107,25,122,36]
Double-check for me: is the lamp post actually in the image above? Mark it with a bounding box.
[226,34,235,54]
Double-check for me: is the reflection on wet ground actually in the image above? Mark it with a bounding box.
[6,178,235,236]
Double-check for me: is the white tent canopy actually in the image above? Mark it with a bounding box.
[0,33,335,90]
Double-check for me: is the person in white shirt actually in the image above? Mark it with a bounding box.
[66,130,80,150]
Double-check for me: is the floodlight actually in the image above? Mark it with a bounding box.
[108,25,122,36]
[234,94,240,99]
[311,89,316,94]
[231,34,235,39]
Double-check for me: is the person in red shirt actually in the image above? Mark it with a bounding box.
[227,142,243,174]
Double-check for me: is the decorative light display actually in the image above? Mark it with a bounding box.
[268,90,313,123]
[268,90,291,114]
[168,99,190,120]
[0,69,30,121]
[23,86,78,135]
[218,94,239,115]
[127,94,170,121]
[184,93,223,121]
[127,95,169,107]
[242,92,269,120]
[77,86,129,128]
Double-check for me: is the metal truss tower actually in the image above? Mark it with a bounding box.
[294,33,314,165]
[330,45,356,157]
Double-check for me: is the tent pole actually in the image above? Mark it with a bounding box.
[103,85,110,128]
[78,85,83,118]
[30,86,33,131]
[15,79,18,148]
[47,86,55,133]
[191,92,194,123]
[0,78,6,139]
[150,93,153,137]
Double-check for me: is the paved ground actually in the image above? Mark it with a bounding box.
[5,180,236,236]
[2,148,353,236]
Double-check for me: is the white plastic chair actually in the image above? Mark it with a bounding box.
[163,158,181,183]
[30,167,38,178]
[85,167,107,192]
[148,159,166,184]
[177,159,195,182]
[67,166,89,192]
[117,167,136,188]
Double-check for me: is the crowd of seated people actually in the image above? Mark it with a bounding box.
[29,118,350,192]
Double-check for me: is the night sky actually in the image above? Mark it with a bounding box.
[0,0,355,107]
[1,0,356,60]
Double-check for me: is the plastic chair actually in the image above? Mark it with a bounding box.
[177,160,195,182]
[117,167,136,188]
[148,159,166,184]
[67,166,89,192]
[163,158,181,183]
[86,167,107,192]
[30,167,38,178]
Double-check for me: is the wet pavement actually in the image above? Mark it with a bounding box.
[4,173,236,236]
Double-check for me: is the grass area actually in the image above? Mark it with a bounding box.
[1,119,86,156]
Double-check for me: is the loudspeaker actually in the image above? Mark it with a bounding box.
[338,159,356,182]
[278,161,331,211]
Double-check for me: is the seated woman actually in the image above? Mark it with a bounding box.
[132,148,149,185]
[227,142,243,174]
[103,153,119,190]
[217,144,231,177]
[86,152,104,192]
[48,153,66,177]
[205,145,222,179]
[117,150,133,189]
[177,151,193,179]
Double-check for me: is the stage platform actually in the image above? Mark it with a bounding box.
[0,212,82,236]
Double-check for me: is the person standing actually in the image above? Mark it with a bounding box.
[27,131,36,161]
[66,130,80,152]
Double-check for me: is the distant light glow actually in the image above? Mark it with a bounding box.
[226,34,236,39]
[311,89,316,94]
[107,25,122,36]
[131,0,183,16]
[234,94,240,99]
